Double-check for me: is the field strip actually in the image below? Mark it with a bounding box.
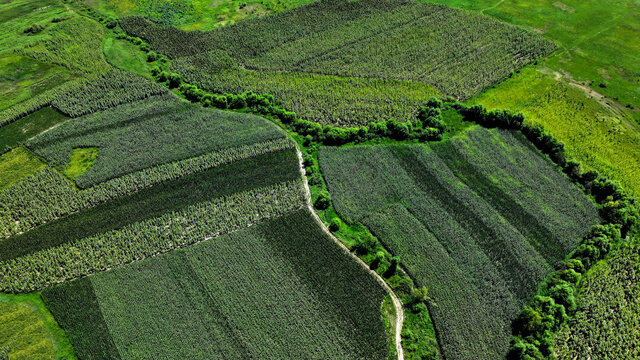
[295,147,405,360]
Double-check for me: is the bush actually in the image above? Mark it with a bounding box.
[328,218,340,232]
[168,73,182,88]
[103,17,117,29]
[23,24,45,34]
[314,191,331,210]
[146,51,158,62]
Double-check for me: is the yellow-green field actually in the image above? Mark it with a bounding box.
[0,147,46,192]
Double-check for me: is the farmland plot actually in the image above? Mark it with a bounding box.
[319,126,600,359]
[121,0,554,125]
[41,209,390,360]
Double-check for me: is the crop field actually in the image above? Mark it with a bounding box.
[554,240,640,358]
[319,126,600,359]
[27,94,285,187]
[0,292,76,360]
[0,147,45,192]
[475,67,640,197]
[121,0,554,125]
[41,209,389,360]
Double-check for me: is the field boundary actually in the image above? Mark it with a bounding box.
[295,147,405,360]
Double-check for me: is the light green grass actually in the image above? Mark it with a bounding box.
[425,0,640,116]
[0,147,46,192]
[473,66,640,197]
[103,36,153,78]
[0,292,76,360]
[0,107,69,153]
[63,147,99,179]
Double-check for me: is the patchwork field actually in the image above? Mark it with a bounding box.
[120,0,554,125]
[319,126,600,359]
[41,209,390,360]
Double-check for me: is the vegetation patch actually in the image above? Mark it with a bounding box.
[63,147,99,179]
[319,126,600,359]
[42,209,389,359]
[0,147,45,192]
[0,292,76,360]
[0,107,68,154]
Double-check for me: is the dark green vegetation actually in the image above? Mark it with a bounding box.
[554,240,640,359]
[319,126,600,359]
[0,107,68,154]
[27,94,285,188]
[0,150,299,262]
[0,292,76,360]
[120,0,553,125]
[41,209,389,360]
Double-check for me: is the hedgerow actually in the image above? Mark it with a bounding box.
[42,209,389,359]
[27,94,285,188]
[0,138,293,238]
[0,149,300,261]
[0,180,306,293]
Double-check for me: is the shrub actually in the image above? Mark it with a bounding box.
[314,191,331,210]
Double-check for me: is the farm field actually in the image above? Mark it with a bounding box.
[1,0,638,358]
[554,240,640,358]
[120,0,554,125]
[41,209,390,360]
[319,126,600,359]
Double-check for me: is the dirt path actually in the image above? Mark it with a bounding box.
[481,0,504,13]
[295,148,405,360]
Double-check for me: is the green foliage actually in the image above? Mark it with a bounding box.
[0,292,76,360]
[0,147,46,192]
[42,209,389,359]
[0,181,305,292]
[0,138,293,239]
[319,127,599,359]
[0,150,299,262]
[314,190,331,210]
[28,94,284,188]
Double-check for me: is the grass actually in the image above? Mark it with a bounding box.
[86,0,315,31]
[63,147,99,179]
[426,0,640,116]
[318,126,600,359]
[28,94,285,187]
[0,292,76,360]
[473,66,640,197]
[102,36,153,78]
[0,107,69,154]
[553,239,640,358]
[41,209,390,359]
[0,147,45,192]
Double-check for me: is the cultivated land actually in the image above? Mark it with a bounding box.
[320,127,600,359]
[41,209,389,360]
[0,0,638,358]
[119,0,554,125]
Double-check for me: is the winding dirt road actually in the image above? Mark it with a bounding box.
[295,147,405,360]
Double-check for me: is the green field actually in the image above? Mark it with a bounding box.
[41,209,390,359]
[553,240,640,358]
[0,147,45,192]
[27,94,285,187]
[120,0,553,125]
[0,292,76,360]
[319,126,600,359]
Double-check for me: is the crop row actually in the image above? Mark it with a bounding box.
[318,127,600,359]
[0,138,293,239]
[27,94,285,188]
[41,209,389,359]
[0,180,306,293]
[0,149,300,262]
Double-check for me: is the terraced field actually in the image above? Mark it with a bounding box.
[320,126,600,359]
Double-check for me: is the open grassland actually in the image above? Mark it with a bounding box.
[121,0,553,125]
[319,126,600,359]
[0,292,76,360]
[554,240,640,359]
[474,67,640,198]
[41,209,389,360]
[85,0,315,31]
[428,0,640,113]
[27,94,284,188]
[0,147,45,192]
